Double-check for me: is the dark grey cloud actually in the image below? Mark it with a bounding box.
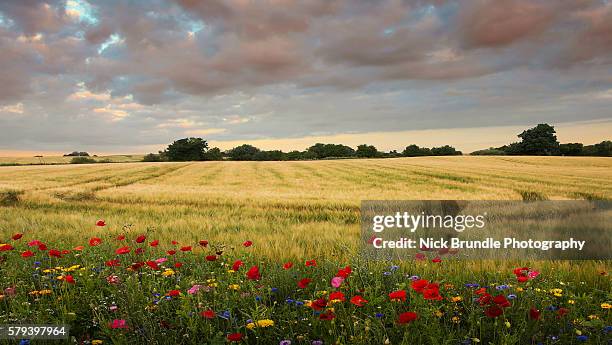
[0,0,610,152]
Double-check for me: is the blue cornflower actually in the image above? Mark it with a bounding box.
[390,265,399,271]
[375,313,384,318]
[496,285,509,290]
[285,298,295,304]
[383,272,391,276]
[507,294,517,300]
[576,335,588,342]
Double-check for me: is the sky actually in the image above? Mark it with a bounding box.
[0,0,611,156]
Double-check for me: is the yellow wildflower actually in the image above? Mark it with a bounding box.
[92,340,103,345]
[588,315,599,320]
[451,296,462,302]
[247,319,275,329]
[228,284,240,290]
[601,303,611,309]
[162,269,175,277]
[568,300,575,304]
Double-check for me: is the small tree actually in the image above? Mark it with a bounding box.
[227,144,260,161]
[166,138,208,161]
[431,145,462,156]
[559,143,583,156]
[402,145,430,157]
[202,147,223,161]
[355,144,379,158]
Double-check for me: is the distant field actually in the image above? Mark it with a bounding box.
[1,156,610,260]
[0,154,144,165]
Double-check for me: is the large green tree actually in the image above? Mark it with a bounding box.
[166,137,209,161]
[516,124,560,155]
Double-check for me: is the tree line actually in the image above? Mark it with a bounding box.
[143,139,462,162]
[471,124,611,156]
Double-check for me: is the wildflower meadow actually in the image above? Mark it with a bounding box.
[0,220,610,344]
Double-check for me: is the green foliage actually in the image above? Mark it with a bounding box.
[227,144,261,160]
[63,151,90,157]
[582,140,612,157]
[202,147,224,161]
[516,124,560,155]
[307,143,355,159]
[165,138,209,161]
[431,145,462,156]
[70,156,97,164]
[402,145,431,157]
[470,148,507,155]
[355,144,379,158]
[142,153,164,162]
[559,143,584,156]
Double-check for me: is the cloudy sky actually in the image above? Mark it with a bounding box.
[0,0,611,155]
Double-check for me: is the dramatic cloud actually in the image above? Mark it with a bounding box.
[0,0,610,153]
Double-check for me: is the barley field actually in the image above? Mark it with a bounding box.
[0,154,143,166]
[1,156,611,260]
[1,156,611,344]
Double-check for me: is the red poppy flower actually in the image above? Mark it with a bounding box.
[414,253,426,261]
[89,237,102,246]
[180,246,192,252]
[105,259,120,267]
[116,234,126,241]
[38,243,47,251]
[246,265,261,281]
[389,290,407,302]
[517,276,529,282]
[96,220,106,227]
[12,233,23,240]
[243,240,253,247]
[513,267,529,276]
[48,249,61,257]
[485,305,503,318]
[297,278,312,288]
[431,256,442,263]
[167,250,176,255]
[232,260,244,271]
[0,244,13,251]
[397,311,418,324]
[21,250,34,258]
[199,240,208,247]
[135,235,146,243]
[146,261,160,270]
[337,266,351,278]
[350,295,368,307]
[283,262,293,270]
[478,293,492,305]
[115,246,130,255]
[423,287,443,300]
[65,275,75,284]
[319,310,336,320]
[135,247,144,254]
[200,309,215,319]
[529,307,541,320]
[130,262,145,270]
[73,246,84,251]
[205,255,216,261]
[28,240,42,247]
[150,240,159,247]
[174,262,183,268]
[474,287,487,295]
[493,295,511,308]
[61,250,70,255]
[167,289,180,297]
[557,308,569,318]
[311,298,327,311]
[305,259,317,267]
[329,291,346,302]
[411,279,428,293]
[171,240,178,245]
[227,333,243,342]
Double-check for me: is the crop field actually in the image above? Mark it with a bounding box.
[0,157,611,344]
[0,154,144,166]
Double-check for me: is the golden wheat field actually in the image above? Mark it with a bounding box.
[0,156,611,260]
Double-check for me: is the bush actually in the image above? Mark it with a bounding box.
[70,157,97,164]
[142,153,163,162]
[470,148,506,155]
